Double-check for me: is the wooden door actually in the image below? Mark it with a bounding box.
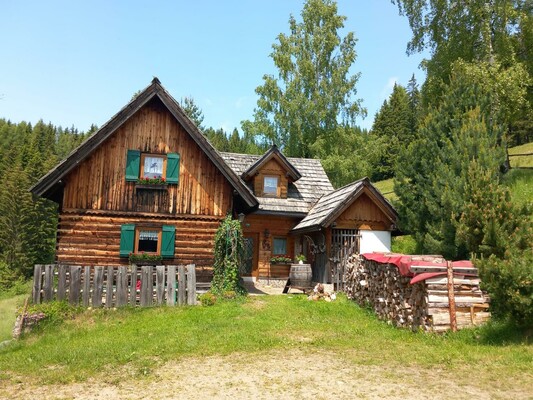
[243,233,259,278]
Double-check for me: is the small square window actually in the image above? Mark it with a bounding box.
[263,176,278,196]
[141,154,166,179]
[273,237,287,255]
[135,228,162,254]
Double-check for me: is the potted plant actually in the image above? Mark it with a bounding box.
[128,252,163,265]
[296,254,307,264]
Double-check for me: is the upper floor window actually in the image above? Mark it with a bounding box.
[125,150,180,184]
[141,154,166,179]
[263,176,278,196]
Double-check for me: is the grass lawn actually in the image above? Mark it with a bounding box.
[503,168,533,207]
[0,295,531,393]
[0,294,26,343]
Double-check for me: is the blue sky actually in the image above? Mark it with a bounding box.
[0,1,427,133]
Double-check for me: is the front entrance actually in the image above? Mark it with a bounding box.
[243,233,259,279]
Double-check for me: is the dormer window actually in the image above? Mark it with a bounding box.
[263,176,279,197]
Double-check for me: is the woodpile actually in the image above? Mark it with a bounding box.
[344,254,490,333]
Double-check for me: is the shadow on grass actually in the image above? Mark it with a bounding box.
[460,320,533,346]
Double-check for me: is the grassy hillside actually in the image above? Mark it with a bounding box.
[508,142,533,168]
[372,178,397,201]
[0,294,26,342]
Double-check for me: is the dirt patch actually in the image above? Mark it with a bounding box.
[2,349,531,399]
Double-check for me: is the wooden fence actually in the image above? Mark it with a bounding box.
[32,264,197,307]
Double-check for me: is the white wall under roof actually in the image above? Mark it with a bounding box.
[360,230,391,254]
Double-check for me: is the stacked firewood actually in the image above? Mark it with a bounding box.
[344,255,490,332]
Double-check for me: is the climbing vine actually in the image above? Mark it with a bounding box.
[211,215,246,296]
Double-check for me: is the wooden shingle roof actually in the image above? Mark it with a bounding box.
[221,152,333,216]
[30,78,258,208]
[291,177,398,233]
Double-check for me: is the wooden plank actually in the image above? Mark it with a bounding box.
[69,266,82,305]
[57,264,68,301]
[130,264,138,306]
[32,264,43,304]
[186,264,196,305]
[156,265,165,305]
[43,264,54,302]
[82,266,91,307]
[446,261,457,332]
[177,265,186,306]
[105,266,114,308]
[410,265,478,275]
[140,266,152,307]
[116,266,128,307]
[167,265,176,306]
[93,266,104,307]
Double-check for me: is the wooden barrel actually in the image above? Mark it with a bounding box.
[289,263,312,287]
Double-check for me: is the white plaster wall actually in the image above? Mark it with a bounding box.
[360,230,391,254]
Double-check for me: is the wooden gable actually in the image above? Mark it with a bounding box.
[335,189,395,231]
[61,98,233,216]
[252,157,290,198]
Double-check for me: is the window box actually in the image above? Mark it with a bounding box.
[135,183,168,192]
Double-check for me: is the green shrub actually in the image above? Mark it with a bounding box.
[198,292,217,306]
[26,301,81,326]
[477,249,533,327]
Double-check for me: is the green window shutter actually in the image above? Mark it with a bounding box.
[161,225,176,258]
[125,150,141,181]
[119,224,135,257]
[166,153,180,184]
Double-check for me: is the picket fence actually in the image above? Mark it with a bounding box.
[32,264,197,307]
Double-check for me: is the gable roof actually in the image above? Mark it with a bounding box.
[241,144,302,182]
[291,177,398,233]
[221,152,333,216]
[30,78,258,208]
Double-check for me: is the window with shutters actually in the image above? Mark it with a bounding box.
[120,224,175,258]
[125,150,180,184]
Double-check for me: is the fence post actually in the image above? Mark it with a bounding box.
[186,264,196,305]
[69,266,82,305]
[140,266,152,307]
[32,264,43,304]
[43,265,54,302]
[129,265,138,306]
[93,266,104,307]
[82,266,91,307]
[57,264,68,301]
[447,260,457,332]
[105,266,114,308]
[167,265,176,306]
[116,266,128,307]
[156,265,165,305]
[177,265,186,305]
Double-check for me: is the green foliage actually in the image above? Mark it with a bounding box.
[477,249,533,327]
[26,301,82,327]
[393,0,533,145]
[198,292,217,306]
[370,83,416,180]
[242,0,365,158]
[180,96,205,131]
[0,119,89,289]
[211,215,247,296]
[391,235,417,255]
[502,168,533,207]
[395,67,506,259]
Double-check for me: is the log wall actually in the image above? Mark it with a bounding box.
[62,98,233,216]
[56,211,223,279]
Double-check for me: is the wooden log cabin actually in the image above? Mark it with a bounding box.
[31,78,398,284]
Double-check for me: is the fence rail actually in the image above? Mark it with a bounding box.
[32,264,197,307]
